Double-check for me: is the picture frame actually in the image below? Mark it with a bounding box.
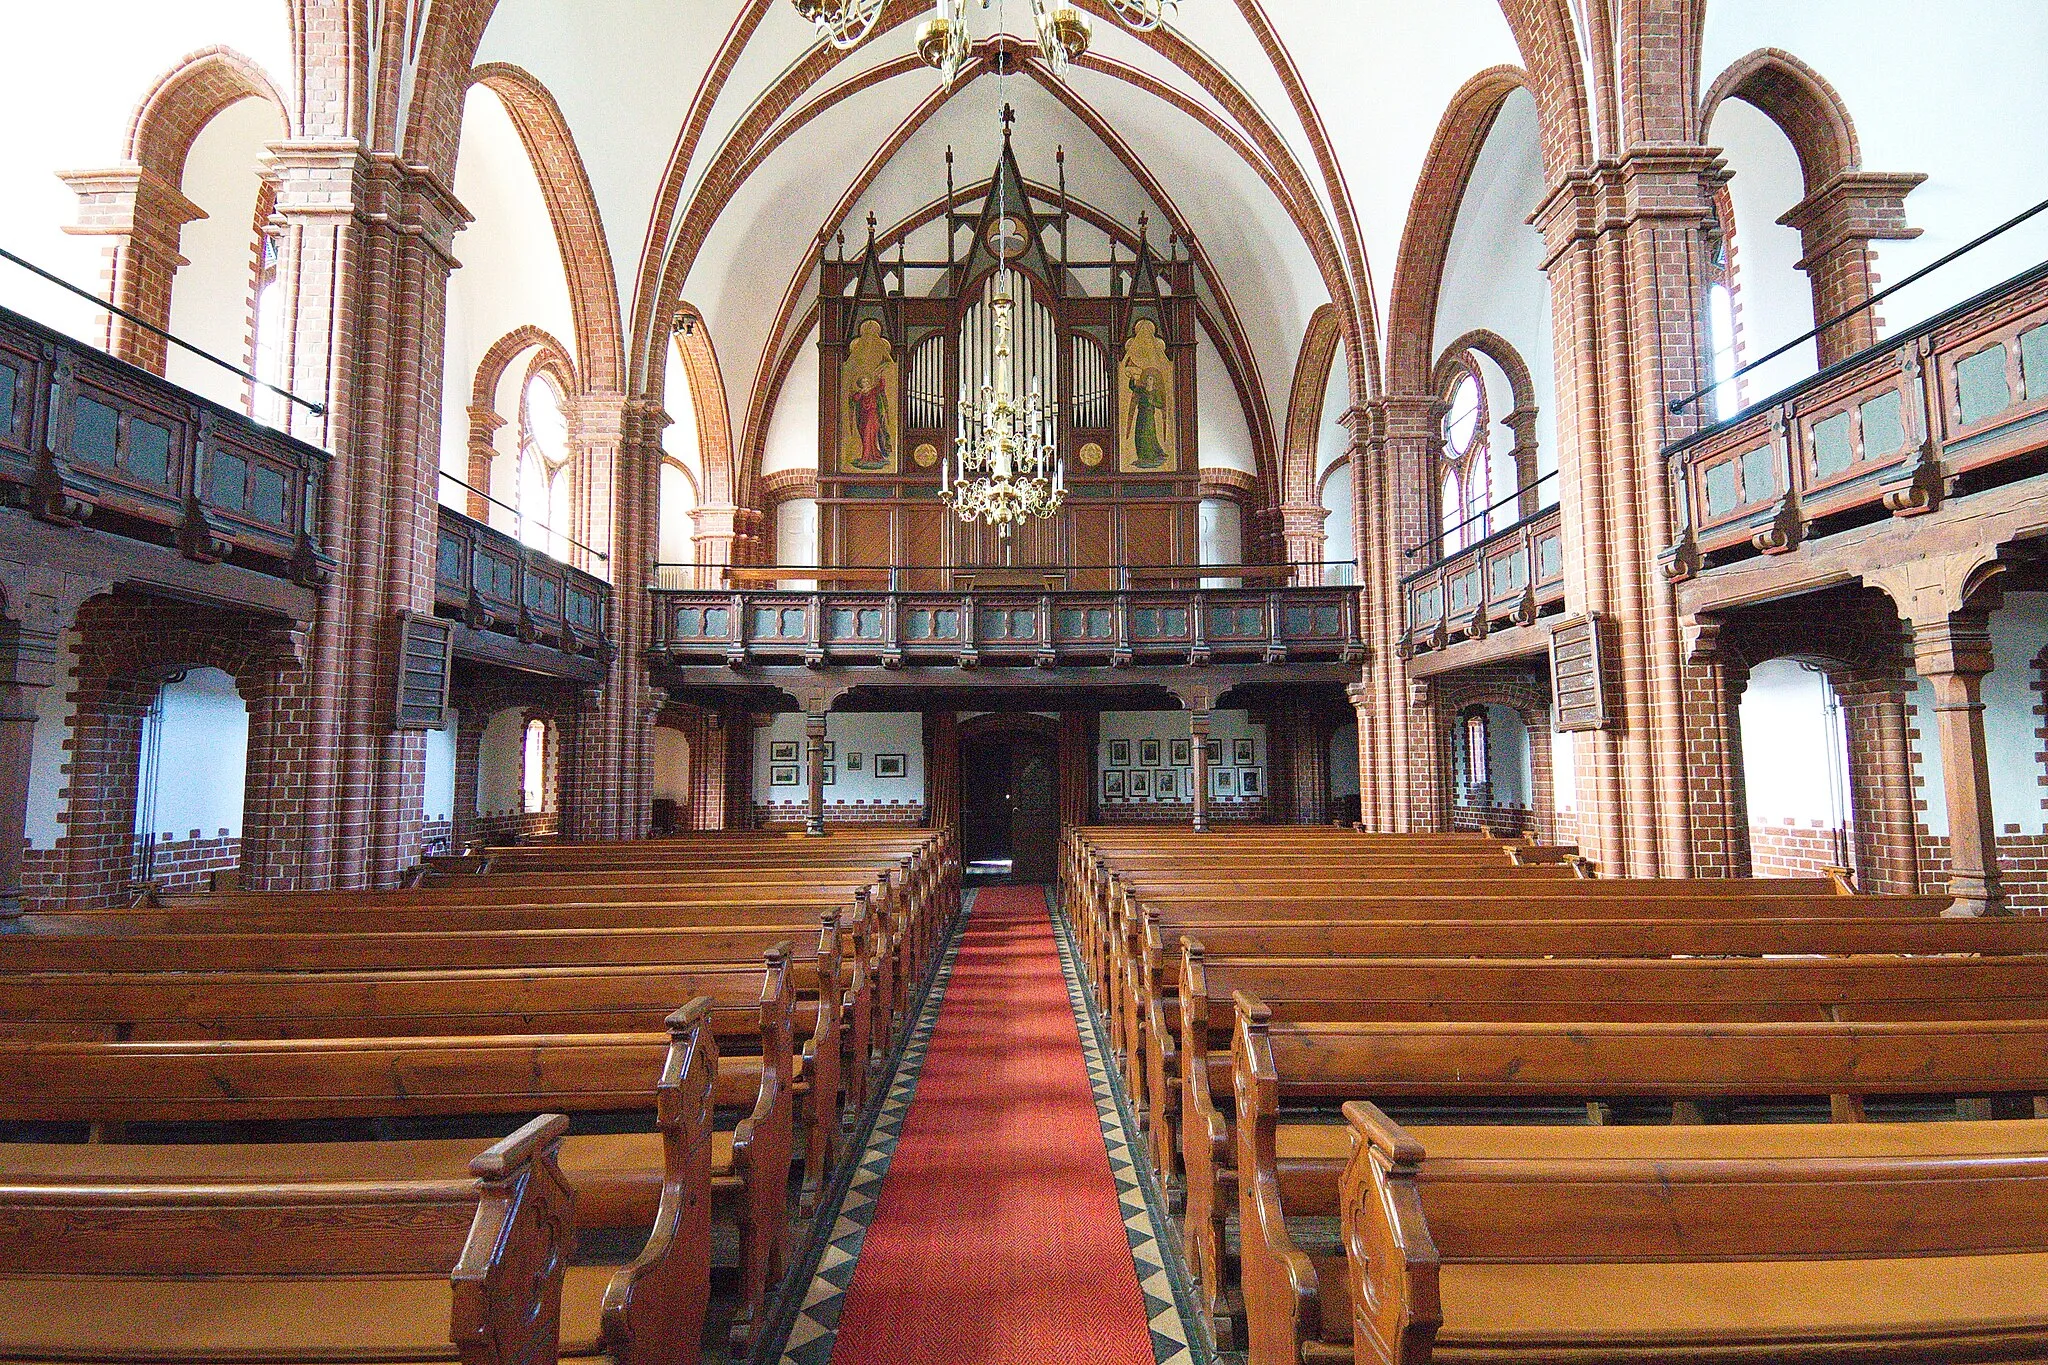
[874,753,907,779]
[1169,739,1191,767]
[1128,770,1152,799]
[1140,738,1163,768]
[770,740,800,764]
[1108,739,1132,768]
[845,752,863,772]
[1238,767,1263,796]
[1101,770,1126,800]
[1211,766,1237,797]
[1180,769,1196,799]
[1204,738,1222,764]
[769,764,800,787]
[820,763,837,787]
[821,741,837,763]
[1153,770,1176,800]
[1234,738,1256,766]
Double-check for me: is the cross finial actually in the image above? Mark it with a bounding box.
[1000,102,1017,133]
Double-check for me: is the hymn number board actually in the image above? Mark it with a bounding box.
[814,135,1199,588]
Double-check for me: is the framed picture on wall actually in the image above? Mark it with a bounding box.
[1170,739,1191,767]
[845,752,863,771]
[1129,770,1152,799]
[1234,738,1256,766]
[1102,770,1126,800]
[874,753,907,778]
[821,741,837,762]
[1239,767,1263,796]
[770,740,800,764]
[1108,740,1131,767]
[1204,739,1222,764]
[820,763,837,787]
[769,764,800,786]
[1153,770,1176,800]
[1180,769,1195,799]
[1140,738,1163,767]
[1212,766,1237,797]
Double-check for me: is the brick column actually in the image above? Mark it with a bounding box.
[58,167,205,371]
[1908,612,2004,914]
[1778,172,1925,364]
[925,711,961,837]
[1275,501,1330,584]
[690,709,730,831]
[1835,673,1922,895]
[1056,710,1090,829]
[723,707,757,829]
[1354,396,1440,832]
[1281,707,1332,826]
[236,626,317,890]
[1533,149,1725,878]
[1679,618,1753,878]
[464,404,502,520]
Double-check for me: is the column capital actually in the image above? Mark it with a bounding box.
[1779,170,1927,266]
[1531,147,1727,268]
[58,166,203,258]
[1908,613,1994,680]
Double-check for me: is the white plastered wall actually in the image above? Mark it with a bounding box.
[161,95,285,411]
[25,630,83,849]
[423,719,458,831]
[441,85,579,496]
[135,667,249,843]
[1905,591,2048,840]
[1708,99,1818,403]
[1431,87,1556,485]
[752,713,925,808]
[1096,709,1269,809]
[1196,332,1257,474]
[652,725,691,804]
[1739,658,1851,827]
[476,707,530,818]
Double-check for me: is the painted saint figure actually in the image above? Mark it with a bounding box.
[1117,318,1176,472]
[840,318,900,474]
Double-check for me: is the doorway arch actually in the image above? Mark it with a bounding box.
[957,712,1063,883]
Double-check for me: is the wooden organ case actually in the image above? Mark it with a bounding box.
[814,129,1198,589]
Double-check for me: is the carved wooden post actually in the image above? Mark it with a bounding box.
[1909,613,2004,914]
[804,709,829,837]
[1189,706,1212,833]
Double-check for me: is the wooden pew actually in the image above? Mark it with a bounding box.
[1177,946,2048,1341]
[0,1003,721,1365]
[1126,910,2048,1181]
[0,949,845,1209]
[0,994,791,1344]
[1333,1104,2048,1365]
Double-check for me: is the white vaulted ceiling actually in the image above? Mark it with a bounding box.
[467,1,1534,477]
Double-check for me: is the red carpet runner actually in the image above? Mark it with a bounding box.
[828,885,1157,1364]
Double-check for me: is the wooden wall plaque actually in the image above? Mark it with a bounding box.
[394,612,455,731]
[1549,612,1610,732]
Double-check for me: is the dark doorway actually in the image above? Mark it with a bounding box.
[960,731,1060,882]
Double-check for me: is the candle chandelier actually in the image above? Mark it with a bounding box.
[940,101,1065,540]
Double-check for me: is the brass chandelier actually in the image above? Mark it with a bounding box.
[792,0,1175,71]
[940,265,1065,538]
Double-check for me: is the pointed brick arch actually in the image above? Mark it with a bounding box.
[1701,47,1922,362]
[62,47,290,371]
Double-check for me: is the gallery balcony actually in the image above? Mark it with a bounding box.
[0,301,334,610]
[647,563,1362,694]
[1402,504,1568,657]
[1662,261,2048,581]
[432,498,611,680]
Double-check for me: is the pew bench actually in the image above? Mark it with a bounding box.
[0,1003,788,1347]
[1336,1100,2048,1365]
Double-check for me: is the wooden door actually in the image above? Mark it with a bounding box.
[1009,737,1059,882]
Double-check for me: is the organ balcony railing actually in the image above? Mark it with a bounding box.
[649,566,1363,670]
[1662,261,2048,579]
[0,302,334,587]
[1401,504,1568,656]
[433,503,612,661]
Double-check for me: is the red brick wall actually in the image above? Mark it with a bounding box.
[134,833,243,894]
[755,800,927,828]
[1748,819,1849,879]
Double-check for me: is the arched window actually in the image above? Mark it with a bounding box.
[1704,192,1742,421]
[522,717,551,815]
[1439,363,1490,556]
[518,370,572,558]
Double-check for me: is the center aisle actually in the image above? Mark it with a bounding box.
[824,885,1161,1365]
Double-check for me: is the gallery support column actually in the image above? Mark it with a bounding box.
[0,615,65,916]
[1909,612,2004,915]
[804,709,829,837]
[1189,707,1212,833]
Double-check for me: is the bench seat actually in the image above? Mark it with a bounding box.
[0,1129,737,1231]
[0,1264,620,1362]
